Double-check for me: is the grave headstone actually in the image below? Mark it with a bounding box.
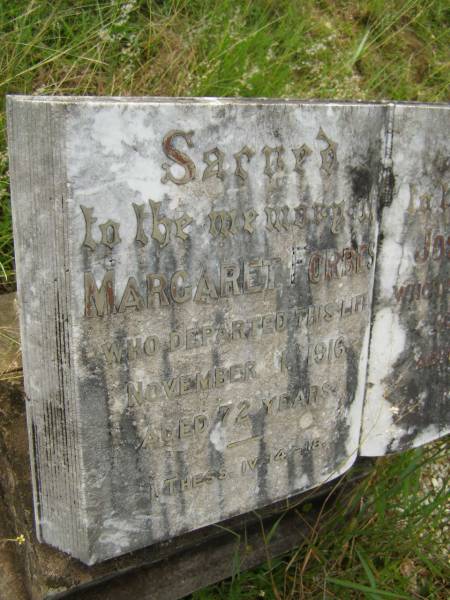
[6,96,449,566]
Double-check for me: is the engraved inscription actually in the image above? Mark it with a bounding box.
[84,256,281,318]
[159,127,339,183]
[100,292,369,363]
[307,242,375,284]
[127,361,257,402]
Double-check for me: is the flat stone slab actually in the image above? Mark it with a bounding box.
[6,97,449,565]
[361,104,449,454]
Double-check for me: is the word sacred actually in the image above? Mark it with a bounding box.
[160,127,338,184]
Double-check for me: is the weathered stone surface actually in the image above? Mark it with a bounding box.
[361,104,449,455]
[6,96,449,566]
[0,346,373,600]
[7,97,383,564]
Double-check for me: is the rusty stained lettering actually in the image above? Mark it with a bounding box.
[133,202,149,245]
[161,130,196,184]
[99,219,121,249]
[118,277,145,313]
[193,268,219,303]
[84,270,115,317]
[132,200,193,247]
[265,205,290,232]
[220,263,241,297]
[80,205,122,251]
[393,276,449,304]
[127,196,377,250]
[243,208,258,233]
[170,270,192,303]
[414,229,449,263]
[307,242,375,284]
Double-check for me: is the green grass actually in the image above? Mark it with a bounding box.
[0,1,448,597]
[192,441,449,599]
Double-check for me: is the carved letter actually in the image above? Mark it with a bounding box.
[292,144,312,173]
[208,210,238,238]
[262,145,284,179]
[84,270,115,317]
[234,146,255,180]
[243,259,264,294]
[415,229,431,263]
[147,273,169,307]
[174,214,193,241]
[133,202,149,245]
[103,342,122,364]
[149,199,172,248]
[202,147,225,181]
[170,270,192,304]
[161,130,196,185]
[308,254,322,284]
[265,206,290,232]
[243,208,258,234]
[194,268,219,303]
[294,204,308,228]
[220,263,241,297]
[118,277,145,313]
[330,201,345,233]
[432,234,445,260]
[99,220,121,249]
[80,205,97,251]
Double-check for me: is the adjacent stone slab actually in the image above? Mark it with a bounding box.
[7,97,384,564]
[361,104,450,454]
